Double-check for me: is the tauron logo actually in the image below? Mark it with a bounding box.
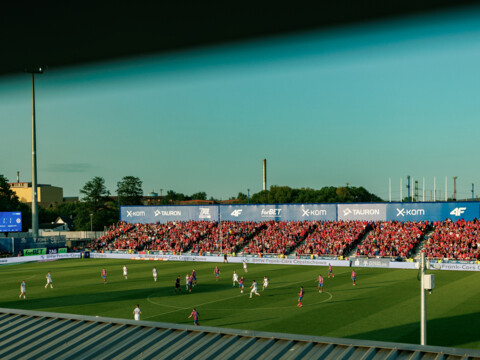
[231,209,243,217]
[155,210,181,217]
[199,208,211,219]
[261,209,282,217]
[343,208,380,216]
[396,208,425,217]
[450,207,467,216]
[126,210,146,217]
[343,208,352,216]
[302,209,327,217]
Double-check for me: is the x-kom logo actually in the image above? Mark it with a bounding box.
[396,208,425,217]
[126,210,145,217]
[302,209,327,217]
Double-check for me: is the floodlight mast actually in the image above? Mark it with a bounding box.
[27,66,45,240]
[420,252,427,345]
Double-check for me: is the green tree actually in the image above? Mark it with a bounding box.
[0,175,21,211]
[77,177,117,231]
[249,185,382,204]
[80,176,110,211]
[0,174,31,231]
[191,192,207,201]
[117,176,143,205]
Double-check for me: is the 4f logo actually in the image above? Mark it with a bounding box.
[231,209,243,217]
[450,207,466,216]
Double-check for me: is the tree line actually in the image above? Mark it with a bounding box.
[0,174,382,232]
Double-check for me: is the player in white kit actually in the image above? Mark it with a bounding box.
[232,271,239,287]
[45,272,53,289]
[152,267,158,282]
[133,304,142,320]
[123,265,128,280]
[243,260,248,273]
[250,280,260,298]
[262,276,269,291]
[19,280,26,299]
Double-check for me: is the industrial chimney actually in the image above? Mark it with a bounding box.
[17,171,19,183]
[263,159,267,191]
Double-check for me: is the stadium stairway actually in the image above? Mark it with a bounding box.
[345,226,374,258]
[413,228,434,260]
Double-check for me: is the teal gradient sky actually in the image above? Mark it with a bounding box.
[2,7,480,200]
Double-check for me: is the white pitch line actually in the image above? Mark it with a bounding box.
[142,271,344,320]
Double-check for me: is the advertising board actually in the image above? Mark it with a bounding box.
[23,248,47,256]
[219,204,336,222]
[386,202,480,222]
[337,204,386,221]
[121,205,219,224]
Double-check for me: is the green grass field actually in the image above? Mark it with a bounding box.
[1,259,479,349]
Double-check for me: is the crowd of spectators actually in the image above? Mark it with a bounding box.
[87,219,480,260]
[296,221,369,257]
[87,221,134,251]
[242,221,313,255]
[191,221,262,254]
[88,221,215,252]
[424,219,480,260]
[356,221,428,258]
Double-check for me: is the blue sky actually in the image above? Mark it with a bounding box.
[1,7,480,201]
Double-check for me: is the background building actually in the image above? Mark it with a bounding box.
[9,182,63,208]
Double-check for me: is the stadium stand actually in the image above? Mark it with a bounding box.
[1,308,479,359]
[295,221,369,257]
[356,221,429,258]
[191,221,264,254]
[424,219,480,260]
[89,219,480,260]
[241,221,313,255]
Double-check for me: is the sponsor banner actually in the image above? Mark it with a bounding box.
[387,202,480,222]
[121,206,219,224]
[428,262,480,272]
[389,261,419,270]
[352,258,391,268]
[228,257,350,267]
[24,248,47,256]
[0,253,80,264]
[220,204,336,222]
[337,204,386,221]
[0,212,22,232]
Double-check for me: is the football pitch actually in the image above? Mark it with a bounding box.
[1,259,479,350]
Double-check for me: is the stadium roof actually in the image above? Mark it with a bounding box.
[1,307,479,359]
[2,1,479,77]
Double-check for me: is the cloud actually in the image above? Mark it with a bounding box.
[45,163,93,173]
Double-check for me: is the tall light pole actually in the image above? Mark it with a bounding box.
[247,189,250,204]
[90,213,93,232]
[27,66,45,240]
[453,176,458,201]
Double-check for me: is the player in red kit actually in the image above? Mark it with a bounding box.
[328,263,334,278]
[317,274,324,293]
[297,286,305,307]
[351,270,357,286]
